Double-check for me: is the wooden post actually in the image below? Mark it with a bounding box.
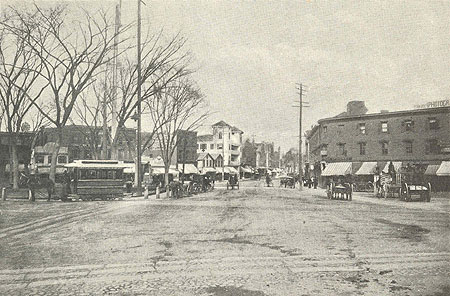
[156,185,160,199]
[1,188,6,201]
[144,185,148,199]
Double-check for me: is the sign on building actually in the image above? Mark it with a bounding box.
[414,99,449,109]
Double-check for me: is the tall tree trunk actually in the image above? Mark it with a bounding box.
[164,165,170,198]
[49,128,62,182]
[11,136,19,189]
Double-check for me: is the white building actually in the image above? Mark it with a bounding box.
[197,121,243,168]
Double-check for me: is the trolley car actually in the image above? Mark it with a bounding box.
[65,160,127,201]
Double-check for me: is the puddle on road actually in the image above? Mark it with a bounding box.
[204,286,266,296]
[375,218,430,242]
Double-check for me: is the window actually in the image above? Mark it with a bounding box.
[57,155,67,164]
[358,123,366,134]
[35,155,45,164]
[338,143,347,156]
[218,132,222,139]
[217,143,223,150]
[210,144,214,149]
[47,155,52,165]
[381,141,389,155]
[359,142,366,155]
[323,126,327,134]
[403,119,414,131]
[405,141,413,154]
[425,139,440,154]
[200,143,207,150]
[429,117,439,130]
[381,121,388,133]
[229,144,231,150]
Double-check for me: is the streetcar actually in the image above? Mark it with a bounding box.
[64,160,127,201]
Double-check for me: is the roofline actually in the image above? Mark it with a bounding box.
[318,106,450,124]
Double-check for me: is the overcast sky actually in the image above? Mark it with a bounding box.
[5,1,450,152]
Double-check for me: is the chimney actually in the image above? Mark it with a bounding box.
[346,101,368,116]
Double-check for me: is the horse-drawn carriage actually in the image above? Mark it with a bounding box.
[227,174,239,190]
[327,182,353,201]
[377,163,431,202]
[280,176,295,188]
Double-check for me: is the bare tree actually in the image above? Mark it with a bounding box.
[1,4,131,181]
[111,32,191,158]
[148,78,209,187]
[0,22,46,188]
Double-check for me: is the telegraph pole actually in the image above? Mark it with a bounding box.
[136,0,143,196]
[293,83,309,191]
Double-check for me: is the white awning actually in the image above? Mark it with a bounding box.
[355,162,377,175]
[321,162,352,176]
[382,161,402,173]
[152,167,178,175]
[177,164,199,174]
[241,167,252,173]
[436,161,450,176]
[424,164,440,176]
[224,167,238,174]
[201,167,217,173]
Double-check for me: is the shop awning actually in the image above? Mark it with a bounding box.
[201,167,217,173]
[382,161,402,173]
[355,162,378,175]
[224,167,238,174]
[436,161,450,176]
[177,164,199,174]
[152,167,178,175]
[424,164,441,175]
[321,162,352,176]
[241,167,252,173]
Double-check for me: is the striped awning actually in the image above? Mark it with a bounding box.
[177,164,199,174]
[355,162,378,175]
[321,162,352,176]
[424,164,441,176]
[382,161,402,173]
[436,161,450,176]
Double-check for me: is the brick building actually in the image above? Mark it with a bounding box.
[306,101,450,183]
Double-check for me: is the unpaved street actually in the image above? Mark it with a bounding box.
[1,182,449,295]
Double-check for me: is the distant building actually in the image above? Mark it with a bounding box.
[0,132,34,179]
[241,139,280,169]
[197,121,243,168]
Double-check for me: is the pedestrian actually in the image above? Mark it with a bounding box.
[27,174,38,202]
[45,177,55,201]
[313,177,318,189]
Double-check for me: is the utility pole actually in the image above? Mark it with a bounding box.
[136,0,143,196]
[293,83,309,191]
[111,0,121,158]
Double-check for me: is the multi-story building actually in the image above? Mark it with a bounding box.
[197,121,243,168]
[306,100,450,181]
[0,132,34,180]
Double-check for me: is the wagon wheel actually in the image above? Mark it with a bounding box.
[404,184,411,202]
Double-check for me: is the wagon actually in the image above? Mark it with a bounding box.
[401,182,431,202]
[280,176,295,188]
[227,175,239,190]
[327,182,352,201]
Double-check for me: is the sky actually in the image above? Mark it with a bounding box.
[3,0,450,153]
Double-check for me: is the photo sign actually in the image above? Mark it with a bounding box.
[414,99,449,109]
